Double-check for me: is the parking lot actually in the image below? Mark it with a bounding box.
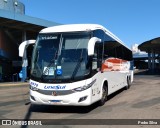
[0,75,160,128]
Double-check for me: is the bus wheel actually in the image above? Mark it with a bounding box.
[125,76,131,90]
[99,84,108,106]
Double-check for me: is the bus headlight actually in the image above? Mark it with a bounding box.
[73,86,88,91]
[73,79,96,92]
[30,85,39,91]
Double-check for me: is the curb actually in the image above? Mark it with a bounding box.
[0,82,29,87]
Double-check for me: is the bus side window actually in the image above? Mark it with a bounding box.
[92,52,98,70]
[103,54,108,60]
[92,43,103,70]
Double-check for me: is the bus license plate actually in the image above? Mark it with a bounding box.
[49,100,61,104]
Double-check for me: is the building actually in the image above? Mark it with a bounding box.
[138,37,160,74]
[132,44,148,69]
[0,0,59,81]
[132,38,160,75]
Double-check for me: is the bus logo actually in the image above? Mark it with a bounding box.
[44,85,66,90]
[52,91,57,96]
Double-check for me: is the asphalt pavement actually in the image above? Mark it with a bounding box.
[0,75,160,128]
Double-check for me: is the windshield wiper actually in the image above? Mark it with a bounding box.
[71,57,83,80]
[71,49,84,81]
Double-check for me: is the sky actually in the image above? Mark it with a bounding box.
[20,0,160,48]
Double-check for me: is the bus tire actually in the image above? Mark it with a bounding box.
[125,76,131,90]
[99,83,108,106]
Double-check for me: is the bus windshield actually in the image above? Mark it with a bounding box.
[30,33,91,83]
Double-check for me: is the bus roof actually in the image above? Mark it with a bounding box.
[40,24,131,51]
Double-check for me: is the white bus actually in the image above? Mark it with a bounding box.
[30,24,133,106]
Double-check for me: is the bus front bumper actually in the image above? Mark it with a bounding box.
[30,89,92,106]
